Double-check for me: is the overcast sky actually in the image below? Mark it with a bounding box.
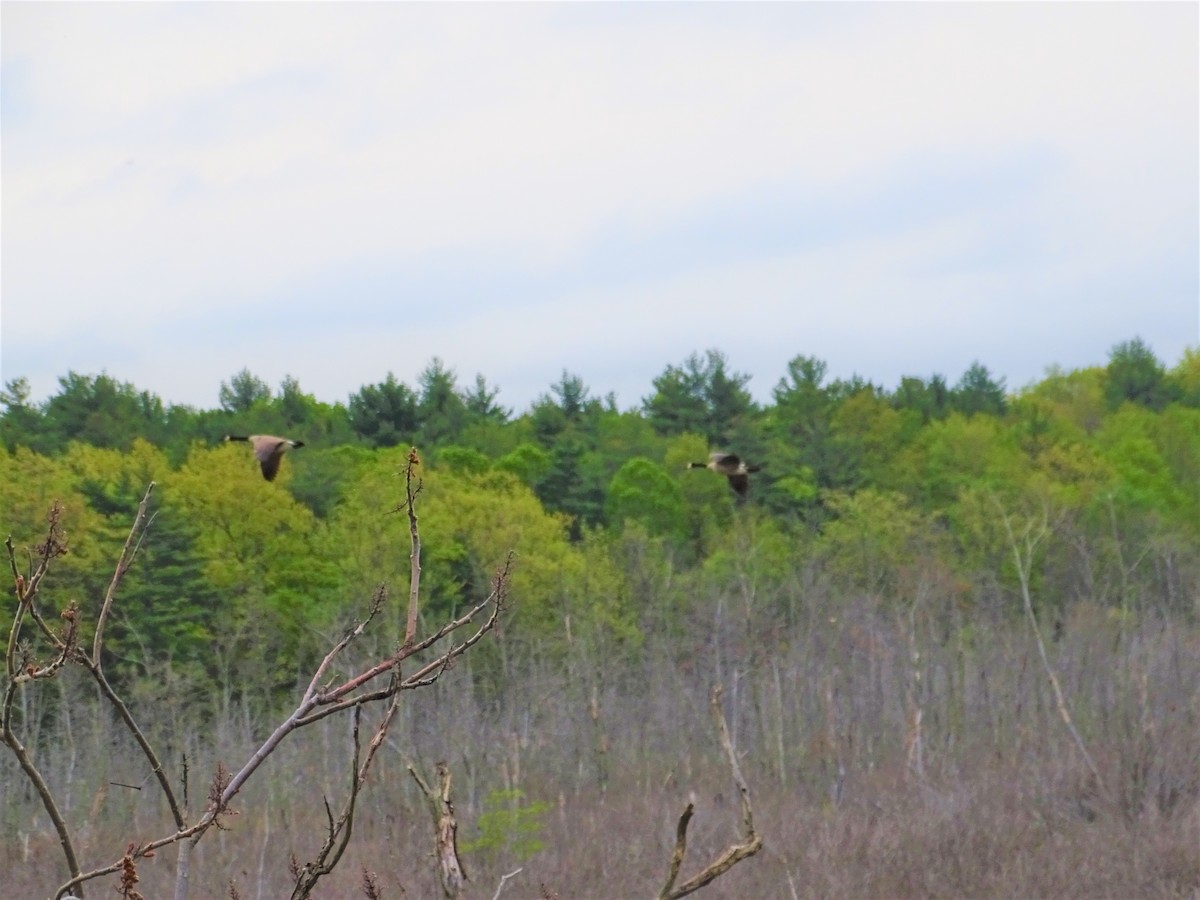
[2,2,1197,414]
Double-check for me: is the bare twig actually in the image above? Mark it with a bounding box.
[493,867,524,900]
[3,507,83,895]
[290,706,366,898]
[994,497,1110,802]
[656,684,763,899]
[403,447,422,647]
[93,482,156,667]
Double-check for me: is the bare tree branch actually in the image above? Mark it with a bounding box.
[492,867,524,900]
[289,706,365,898]
[20,459,513,900]
[656,684,763,900]
[408,760,467,899]
[4,506,83,895]
[994,496,1110,803]
[403,446,422,647]
[93,482,156,667]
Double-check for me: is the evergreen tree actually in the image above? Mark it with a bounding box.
[463,373,510,424]
[1105,337,1169,411]
[891,373,951,424]
[643,349,755,445]
[0,377,46,452]
[219,368,272,413]
[42,372,170,451]
[951,362,1008,417]
[417,358,468,446]
[348,372,420,446]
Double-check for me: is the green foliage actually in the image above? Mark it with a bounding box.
[891,373,951,425]
[951,362,1008,417]
[286,444,374,518]
[436,445,493,475]
[1166,345,1200,407]
[818,489,936,594]
[462,373,510,423]
[171,442,342,690]
[417,357,469,446]
[1096,404,1199,533]
[604,457,686,540]
[219,368,272,413]
[460,789,549,865]
[701,511,802,614]
[0,377,43,453]
[669,434,737,552]
[829,387,908,491]
[348,372,420,447]
[417,466,580,633]
[41,372,171,452]
[900,412,1024,510]
[495,442,553,485]
[644,348,756,445]
[2,340,1197,692]
[1105,337,1170,411]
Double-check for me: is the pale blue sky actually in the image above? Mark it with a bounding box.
[2,2,1197,413]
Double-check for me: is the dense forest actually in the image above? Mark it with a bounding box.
[3,337,1198,897]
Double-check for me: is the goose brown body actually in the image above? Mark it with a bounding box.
[224,434,305,481]
[687,452,762,497]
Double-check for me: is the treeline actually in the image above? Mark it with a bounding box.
[1,338,1197,699]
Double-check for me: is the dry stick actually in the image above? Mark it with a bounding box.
[93,482,155,665]
[5,502,70,672]
[407,761,467,899]
[2,678,83,892]
[78,483,187,830]
[294,569,508,728]
[995,497,1110,803]
[177,515,506,899]
[658,803,694,899]
[290,706,365,899]
[492,867,524,900]
[403,447,422,647]
[58,588,390,900]
[3,507,84,896]
[656,684,763,900]
[292,471,425,899]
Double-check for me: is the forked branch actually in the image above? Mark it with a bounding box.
[656,684,763,900]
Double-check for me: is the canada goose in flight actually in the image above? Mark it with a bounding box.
[224,434,305,481]
[688,452,762,497]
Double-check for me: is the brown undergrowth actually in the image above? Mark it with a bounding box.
[5,599,1196,899]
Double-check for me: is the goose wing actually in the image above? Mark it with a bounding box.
[259,448,286,481]
[727,473,751,496]
[251,437,288,481]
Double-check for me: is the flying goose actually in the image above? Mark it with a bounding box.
[688,452,762,497]
[224,434,305,481]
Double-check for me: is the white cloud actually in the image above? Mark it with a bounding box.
[2,3,1196,410]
